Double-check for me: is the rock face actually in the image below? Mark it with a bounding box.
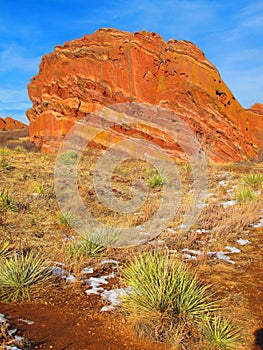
[27,28,262,162]
[0,117,27,131]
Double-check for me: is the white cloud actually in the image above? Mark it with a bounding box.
[0,88,31,122]
[0,44,40,73]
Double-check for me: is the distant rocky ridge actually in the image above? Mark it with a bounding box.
[27,28,263,162]
[0,117,27,131]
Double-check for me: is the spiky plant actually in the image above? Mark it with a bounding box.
[0,252,51,302]
[243,173,263,190]
[57,150,80,165]
[121,251,219,326]
[66,235,105,258]
[0,190,18,212]
[146,168,166,188]
[0,241,10,259]
[202,315,240,349]
[235,186,256,203]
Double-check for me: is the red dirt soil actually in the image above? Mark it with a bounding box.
[0,288,171,350]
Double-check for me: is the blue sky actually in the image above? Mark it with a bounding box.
[0,0,262,124]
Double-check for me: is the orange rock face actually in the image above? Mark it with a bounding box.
[27,28,262,161]
[0,117,27,131]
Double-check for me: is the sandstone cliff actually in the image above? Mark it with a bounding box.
[27,28,262,162]
[0,117,27,131]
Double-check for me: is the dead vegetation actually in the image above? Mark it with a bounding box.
[0,144,262,349]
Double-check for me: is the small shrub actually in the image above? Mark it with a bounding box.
[14,146,26,152]
[66,235,105,258]
[235,186,256,203]
[57,150,80,165]
[146,169,165,188]
[0,157,12,170]
[0,252,51,302]
[121,251,220,345]
[56,210,80,228]
[0,147,10,156]
[35,183,45,195]
[203,315,240,349]
[243,173,263,189]
[0,190,18,211]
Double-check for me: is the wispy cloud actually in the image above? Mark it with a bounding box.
[0,88,31,123]
[0,44,40,73]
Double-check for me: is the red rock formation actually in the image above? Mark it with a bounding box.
[27,28,262,162]
[0,117,27,131]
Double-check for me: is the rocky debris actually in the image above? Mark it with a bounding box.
[27,28,262,162]
[0,117,27,131]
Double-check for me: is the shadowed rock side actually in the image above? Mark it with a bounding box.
[27,28,263,162]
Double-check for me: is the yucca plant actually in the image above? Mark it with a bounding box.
[66,235,105,258]
[0,147,10,156]
[56,210,80,228]
[146,169,166,188]
[0,252,51,302]
[0,190,18,211]
[57,150,80,165]
[121,252,219,329]
[202,315,240,349]
[0,241,10,259]
[235,186,256,203]
[243,173,263,190]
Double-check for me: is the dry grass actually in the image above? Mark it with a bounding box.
[0,145,262,349]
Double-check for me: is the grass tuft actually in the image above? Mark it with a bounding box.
[202,315,240,349]
[0,252,51,302]
[146,168,165,188]
[0,190,18,211]
[57,150,80,165]
[66,235,105,258]
[121,251,221,346]
[0,241,10,259]
[243,173,263,189]
[235,186,256,203]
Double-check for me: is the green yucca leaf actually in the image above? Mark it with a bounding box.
[243,173,263,189]
[203,315,240,349]
[0,241,10,259]
[121,251,219,321]
[0,252,51,302]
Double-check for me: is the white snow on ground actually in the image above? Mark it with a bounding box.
[100,288,129,312]
[0,314,27,350]
[85,272,115,296]
[252,217,263,228]
[81,267,94,274]
[219,180,227,187]
[237,238,250,246]
[182,246,240,264]
[51,266,76,283]
[100,259,119,265]
[222,199,238,208]
[225,246,241,254]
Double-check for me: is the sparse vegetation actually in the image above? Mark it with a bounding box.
[243,173,263,190]
[0,142,262,349]
[0,190,18,211]
[146,168,165,188]
[0,147,10,156]
[14,145,26,152]
[0,252,51,302]
[202,315,240,350]
[66,235,105,258]
[121,251,235,348]
[235,186,256,203]
[57,150,80,165]
[0,241,10,259]
[35,183,45,195]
